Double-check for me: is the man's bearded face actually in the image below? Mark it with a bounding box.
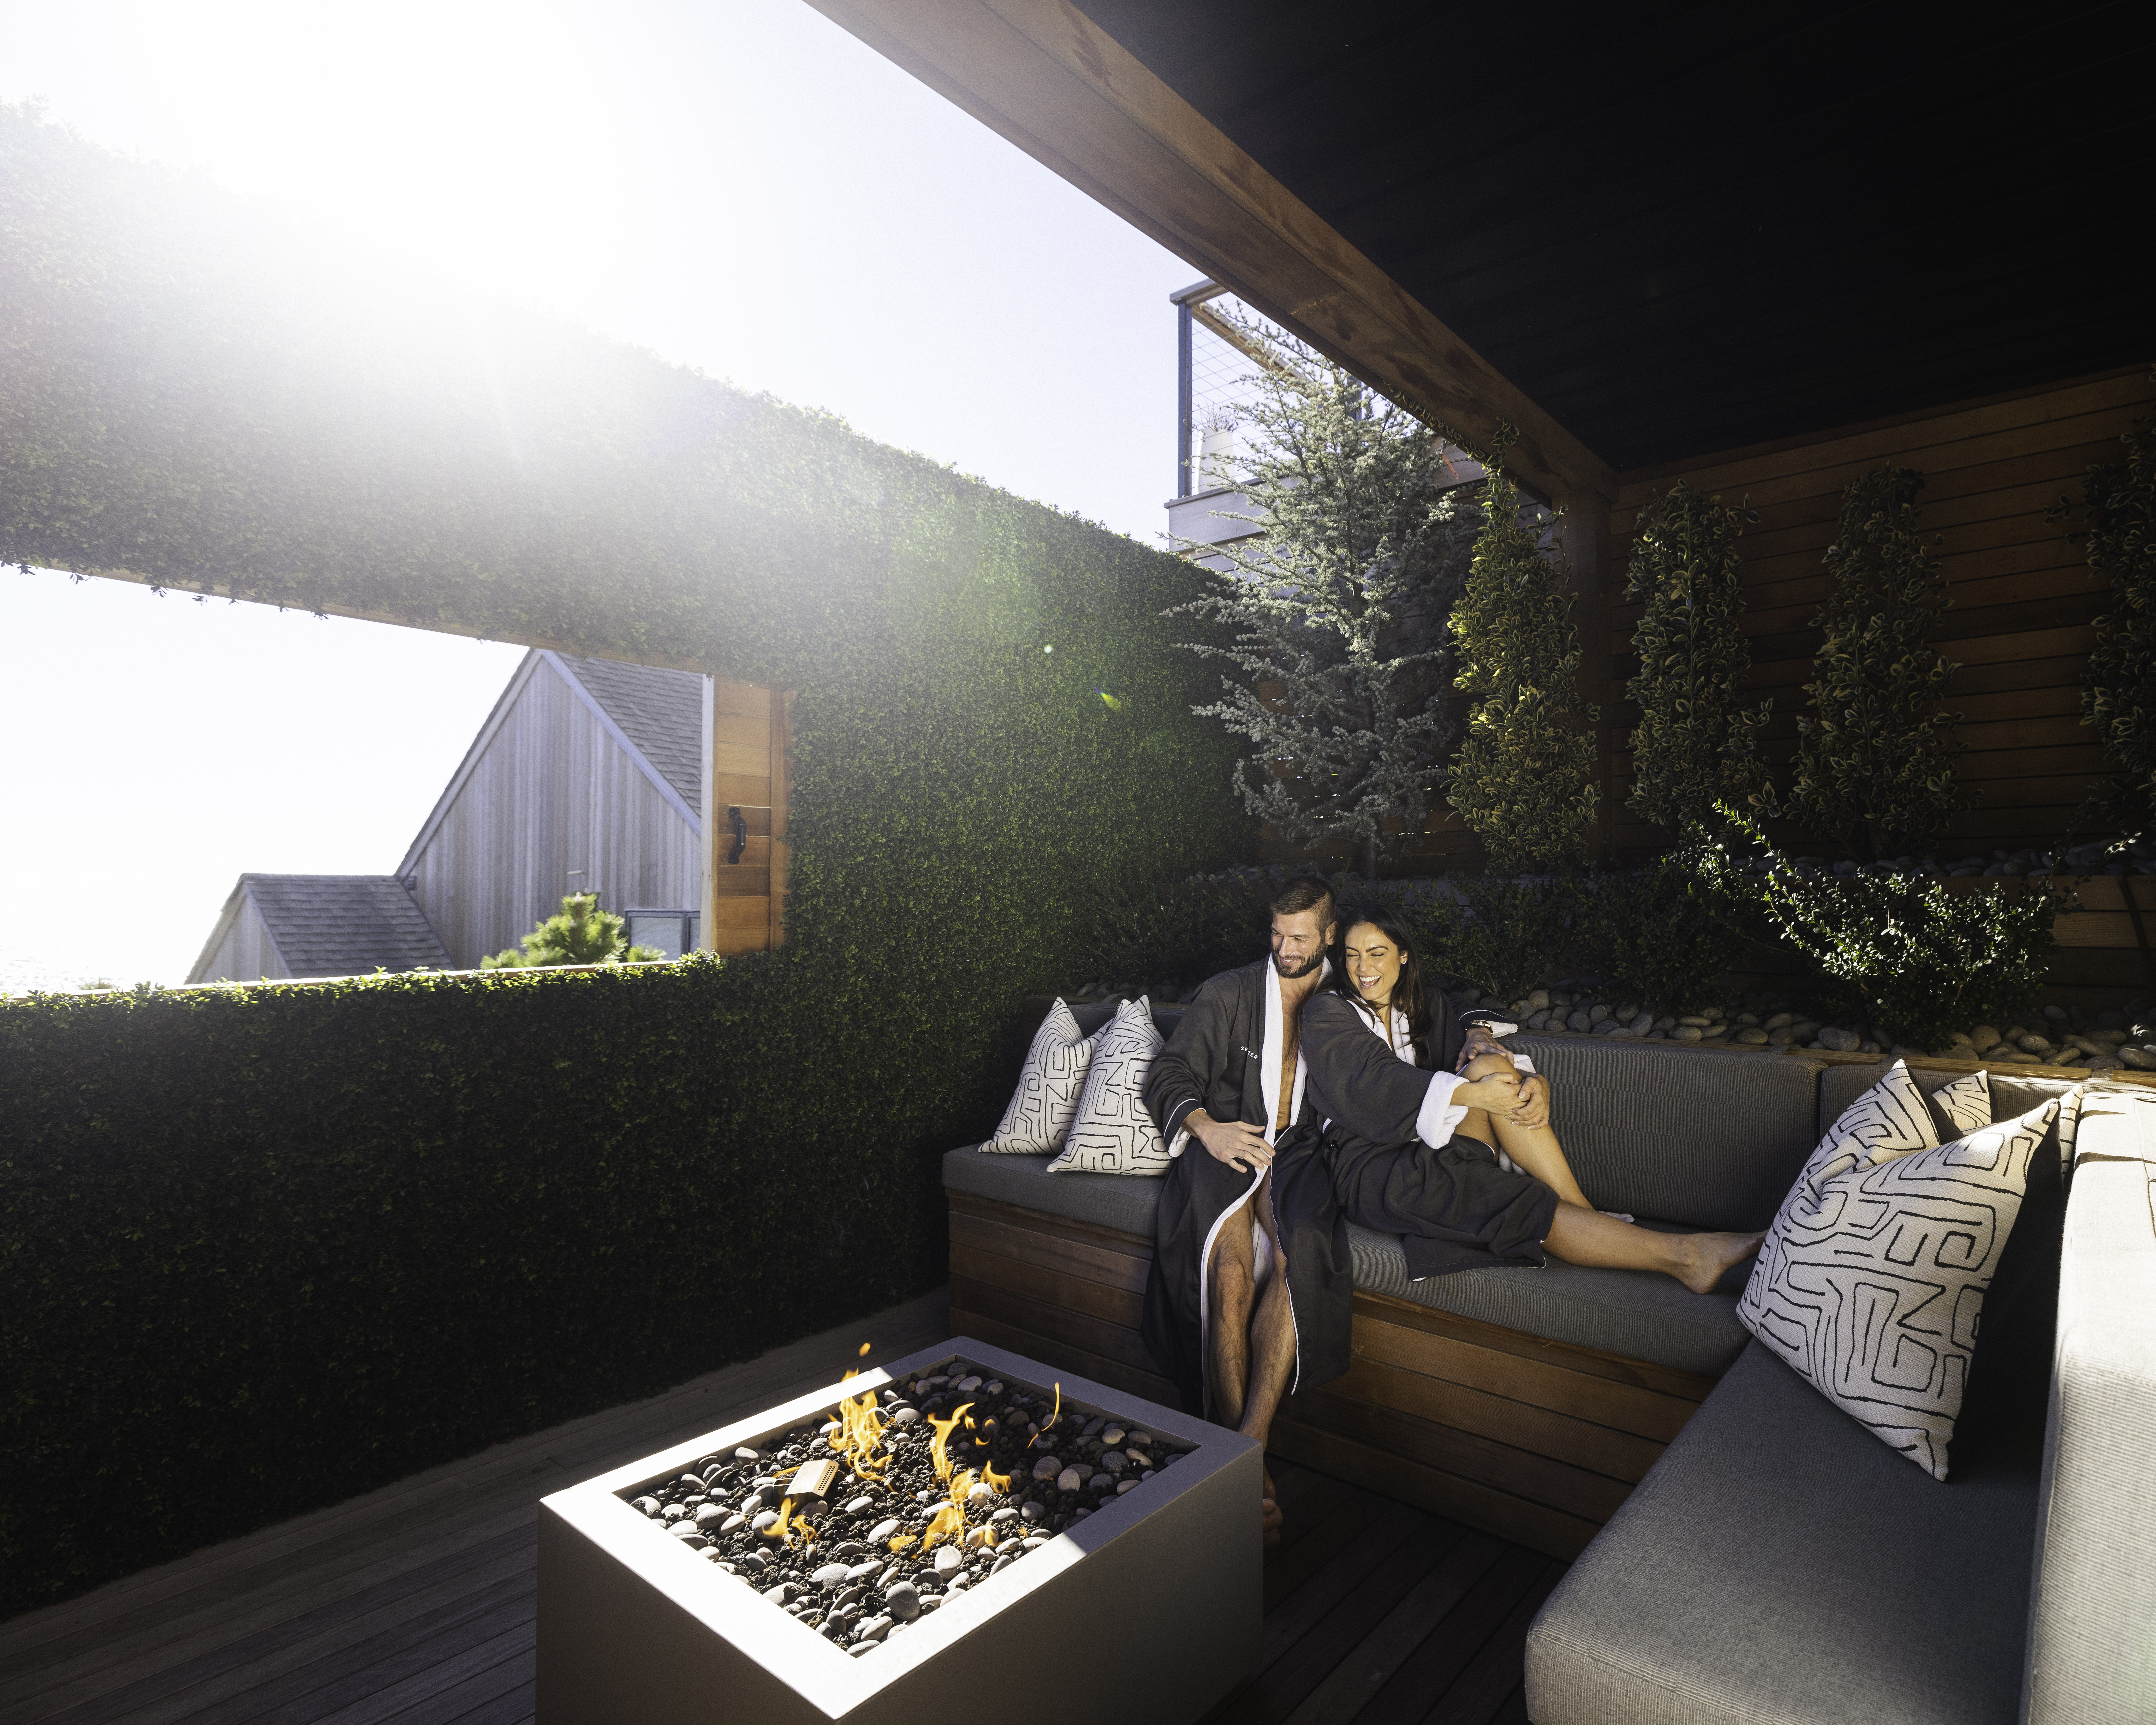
[1270,909,1332,979]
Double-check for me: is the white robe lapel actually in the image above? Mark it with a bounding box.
[1258,956,1325,1142]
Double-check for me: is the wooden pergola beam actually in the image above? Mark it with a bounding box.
[803,0,1616,504]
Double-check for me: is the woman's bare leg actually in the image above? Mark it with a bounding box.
[1544,1203,1763,1294]
[1453,1051,1592,1208]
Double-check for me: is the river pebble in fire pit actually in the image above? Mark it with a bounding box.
[621,1359,1188,1656]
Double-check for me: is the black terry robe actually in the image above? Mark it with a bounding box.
[1139,958,1350,1418]
[1297,990,1560,1281]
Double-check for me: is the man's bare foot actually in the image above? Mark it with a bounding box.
[1261,1467,1282,1549]
[1673,1231,1765,1294]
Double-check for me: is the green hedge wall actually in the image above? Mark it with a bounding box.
[0,107,1254,1616]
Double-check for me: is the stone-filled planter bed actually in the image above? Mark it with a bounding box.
[538,1338,1258,1725]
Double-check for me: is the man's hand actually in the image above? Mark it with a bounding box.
[1511,1073,1551,1131]
[1188,1109,1272,1174]
[1456,1027,1511,1070]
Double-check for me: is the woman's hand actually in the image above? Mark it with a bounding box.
[1457,1072,1532,1119]
[1189,1109,1272,1173]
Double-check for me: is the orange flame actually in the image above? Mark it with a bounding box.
[830,1375,891,1483]
[763,1496,800,1545]
[984,1461,1011,1494]
[858,1342,872,1356]
[887,1531,917,1552]
[920,1500,967,1550]
[928,1402,974,1483]
[1045,1383,1061,1430]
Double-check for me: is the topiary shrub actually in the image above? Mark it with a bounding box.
[1623,482,1772,833]
[1789,467,1963,861]
[1447,472,1599,871]
[1575,860,1748,1017]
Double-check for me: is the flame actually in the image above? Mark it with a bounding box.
[858,1342,872,1357]
[830,1376,891,1483]
[763,1496,800,1545]
[928,1402,974,1483]
[887,1532,916,1552]
[921,1501,968,1550]
[1045,1383,1061,1431]
[984,1461,1011,1494]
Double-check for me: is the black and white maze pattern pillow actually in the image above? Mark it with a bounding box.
[980,998,1096,1154]
[1049,999,1172,1176]
[1739,1087,2058,1481]
[1929,1067,1992,1137]
[1793,1059,1940,1196]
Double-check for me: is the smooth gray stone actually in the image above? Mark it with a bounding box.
[847,1559,882,1580]
[763,1582,798,1603]
[720,1513,745,1535]
[845,1495,874,1515]
[693,1503,727,1528]
[751,1510,779,1532]
[1100,1451,1127,1473]
[669,1524,708,1546]
[813,1563,851,1587]
[1818,1026,1860,1051]
[885,1581,921,1621]
[2120,1046,2156,1070]
[868,1518,901,1544]
[1020,1501,1045,1521]
[890,1407,920,1424]
[734,1447,762,1461]
[741,1549,772,1569]
[1031,1455,1062,1479]
[991,1506,1018,1522]
[631,1496,660,1516]
[990,1554,1013,1576]
[933,1546,962,1577]
[848,1642,879,1658]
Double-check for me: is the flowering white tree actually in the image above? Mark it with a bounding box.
[1170,314,1479,878]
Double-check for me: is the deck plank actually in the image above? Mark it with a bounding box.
[1,1286,1567,1725]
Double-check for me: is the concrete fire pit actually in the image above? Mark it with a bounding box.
[537,1337,1260,1725]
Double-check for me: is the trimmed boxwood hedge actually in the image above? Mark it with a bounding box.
[0,106,1254,1615]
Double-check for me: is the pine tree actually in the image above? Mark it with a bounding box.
[2063,392,2156,835]
[1171,314,1479,878]
[1790,466,1961,861]
[1447,471,1599,871]
[1624,481,1772,831]
[482,892,667,968]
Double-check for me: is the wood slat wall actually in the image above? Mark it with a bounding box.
[947,1191,1715,1562]
[700,680,792,955]
[1605,365,2156,862]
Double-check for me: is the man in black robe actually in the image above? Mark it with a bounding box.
[1139,875,1344,1542]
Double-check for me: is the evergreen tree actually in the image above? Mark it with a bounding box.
[482,892,667,968]
[1789,466,1961,861]
[1624,481,1772,831]
[1171,313,1479,878]
[1447,471,1599,871]
[2062,392,2156,835]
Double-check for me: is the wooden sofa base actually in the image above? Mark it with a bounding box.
[949,1191,1720,1562]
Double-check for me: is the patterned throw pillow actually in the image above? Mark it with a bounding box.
[981,998,1097,1154]
[1048,998,1171,1176]
[1738,1090,2059,1479]
[1793,1059,1938,1200]
[1926,1067,1992,1138]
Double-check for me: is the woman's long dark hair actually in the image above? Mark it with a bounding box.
[1327,902,1436,1067]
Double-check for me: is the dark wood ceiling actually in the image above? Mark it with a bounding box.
[1076,0,2154,473]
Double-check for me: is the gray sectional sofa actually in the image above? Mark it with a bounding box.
[948,1000,2156,1723]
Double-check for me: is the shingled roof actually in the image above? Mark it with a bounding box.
[238,875,450,978]
[554,653,703,810]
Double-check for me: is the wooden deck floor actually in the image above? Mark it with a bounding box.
[0,1290,1559,1725]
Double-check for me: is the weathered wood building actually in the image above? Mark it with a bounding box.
[192,649,793,978]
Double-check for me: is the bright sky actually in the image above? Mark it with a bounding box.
[0,0,1197,989]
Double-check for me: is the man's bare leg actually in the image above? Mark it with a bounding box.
[1544,1203,1762,1294]
[1243,1175,1297,1547]
[1208,1205,1257,1428]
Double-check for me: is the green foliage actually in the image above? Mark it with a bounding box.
[482,891,666,968]
[1790,467,1962,860]
[2059,388,2156,835]
[0,108,1255,1617]
[1409,872,1580,1004]
[1574,861,1748,1017]
[1075,871,1268,988]
[1448,473,1599,870]
[1172,314,1479,875]
[1623,483,1772,831]
[1689,806,2058,1050]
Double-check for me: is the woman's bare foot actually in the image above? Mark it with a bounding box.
[1673,1231,1765,1294]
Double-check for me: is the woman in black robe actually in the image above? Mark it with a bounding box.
[1298,904,1766,1299]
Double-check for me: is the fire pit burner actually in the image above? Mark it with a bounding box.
[620,1357,1190,1655]
[539,1337,1259,1725]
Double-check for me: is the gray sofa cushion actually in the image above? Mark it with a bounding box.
[943,1146,1747,1376]
[944,1144,1163,1239]
[1347,1223,1749,1378]
[1526,1340,2041,1725]
[1512,1036,1823,1229]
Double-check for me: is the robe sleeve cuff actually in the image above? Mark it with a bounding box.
[1418,1071,1467,1147]
[1162,1098,1200,1145]
[1168,1128,1190,1160]
[1513,1054,1536,1076]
